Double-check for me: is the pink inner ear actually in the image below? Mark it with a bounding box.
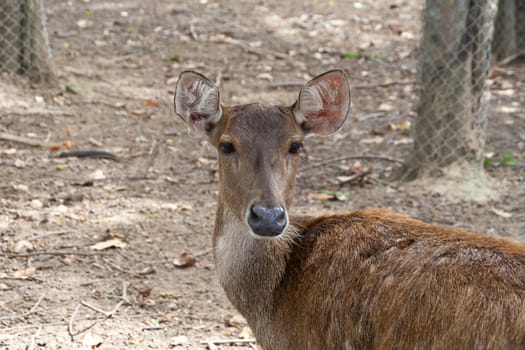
[175,71,222,136]
[296,71,350,135]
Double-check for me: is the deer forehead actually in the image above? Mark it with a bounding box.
[221,104,301,144]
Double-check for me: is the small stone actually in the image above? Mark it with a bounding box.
[14,240,34,253]
[89,169,105,180]
[15,184,29,192]
[31,199,43,209]
[169,335,188,346]
[14,159,26,168]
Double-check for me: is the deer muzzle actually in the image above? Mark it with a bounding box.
[247,204,288,237]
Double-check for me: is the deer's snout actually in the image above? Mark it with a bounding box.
[247,204,287,237]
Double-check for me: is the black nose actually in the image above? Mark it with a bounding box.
[247,205,287,237]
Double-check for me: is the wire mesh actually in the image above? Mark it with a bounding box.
[402,0,498,179]
[0,0,55,83]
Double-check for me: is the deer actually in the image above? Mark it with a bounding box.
[174,70,525,350]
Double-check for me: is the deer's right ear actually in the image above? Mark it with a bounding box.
[174,71,222,137]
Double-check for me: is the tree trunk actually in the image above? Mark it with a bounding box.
[493,0,517,60]
[0,0,54,82]
[400,0,497,180]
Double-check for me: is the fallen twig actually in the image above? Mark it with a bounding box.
[68,303,97,341]
[498,49,525,66]
[3,250,106,258]
[0,132,44,147]
[109,52,144,64]
[142,325,167,331]
[0,111,74,118]
[272,80,416,90]
[353,80,416,90]
[28,325,42,350]
[103,258,155,275]
[215,69,223,88]
[88,137,103,147]
[0,292,46,321]
[25,230,73,241]
[69,282,130,340]
[203,342,218,350]
[223,37,288,59]
[302,155,405,171]
[201,338,257,345]
[58,150,119,162]
[189,16,198,40]
[143,139,159,178]
[80,282,130,318]
[338,171,372,185]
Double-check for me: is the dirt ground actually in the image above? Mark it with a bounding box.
[1,0,524,349]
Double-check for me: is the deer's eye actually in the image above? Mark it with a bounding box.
[288,141,303,154]
[219,142,236,154]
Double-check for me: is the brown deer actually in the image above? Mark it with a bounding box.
[174,70,525,350]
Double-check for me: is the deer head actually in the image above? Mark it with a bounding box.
[175,70,351,238]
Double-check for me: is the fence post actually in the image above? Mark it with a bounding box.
[399,0,497,181]
[0,0,54,83]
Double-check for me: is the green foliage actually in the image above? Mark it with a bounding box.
[319,189,350,201]
[168,55,181,62]
[484,153,517,167]
[341,51,359,59]
[500,153,518,166]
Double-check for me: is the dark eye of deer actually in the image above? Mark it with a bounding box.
[219,142,235,154]
[288,141,303,154]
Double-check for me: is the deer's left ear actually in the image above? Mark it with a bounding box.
[174,71,222,137]
[293,70,350,135]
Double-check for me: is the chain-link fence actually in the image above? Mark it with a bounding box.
[0,0,55,83]
[493,0,525,61]
[400,0,497,180]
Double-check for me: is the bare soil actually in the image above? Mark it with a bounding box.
[1,0,524,349]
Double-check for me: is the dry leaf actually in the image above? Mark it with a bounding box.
[160,290,176,298]
[238,326,254,339]
[89,169,106,180]
[161,203,193,211]
[360,136,384,144]
[256,73,274,81]
[12,267,36,278]
[392,138,412,145]
[169,335,189,346]
[173,252,196,268]
[48,144,61,151]
[141,100,159,107]
[90,238,127,251]
[312,193,336,201]
[378,103,394,111]
[14,159,26,168]
[490,208,512,219]
[138,287,152,297]
[198,157,217,165]
[388,120,411,132]
[14,240,34,253]
[312,191,349,201]
[82,331,103,347]
[224,314,247,327]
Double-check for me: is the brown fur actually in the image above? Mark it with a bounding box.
[175,71,525,350]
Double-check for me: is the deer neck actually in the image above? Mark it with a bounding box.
[213,203,293,324]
